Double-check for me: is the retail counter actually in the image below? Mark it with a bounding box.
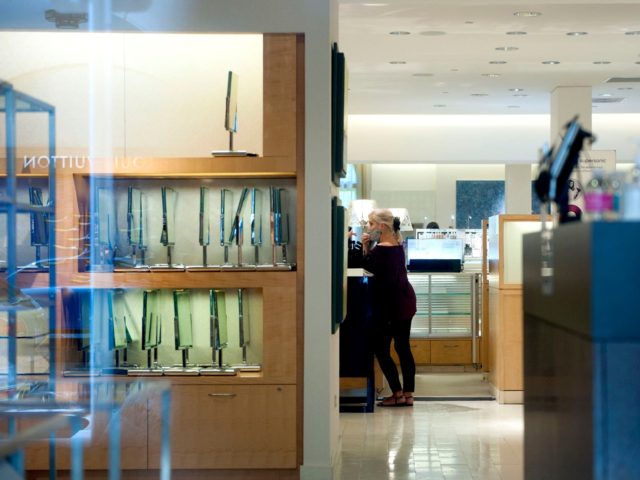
[523,221,640,479]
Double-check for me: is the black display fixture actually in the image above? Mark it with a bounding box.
[331,43,348,186]
[331,196,347,333]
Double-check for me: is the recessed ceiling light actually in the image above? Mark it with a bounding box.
[441,92,449,94]
[625,30,640,35]
[482,73,501,78]
[389,61,407,64]
[514,11,542,17]
[389,31,411,36]
[509,88,525,92]
[508,105,521,108]
[451,68,459,72]
[420,31,447,36]
[513,94,529,97]
[617,87,633,90]
[489,60,508,65]
[542,60,561,65]
[433,104,447,108]
[566,32,588,36]
[412,73,434,77]
[506,31,527,36]
[495,46,519,52]
[465,21,474,24]
[471,93,489,97]
[593,61,612,64]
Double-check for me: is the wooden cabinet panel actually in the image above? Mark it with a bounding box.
[430,339,472,365]
[24,400,148,470]
[148,384,296,469]
[391,339,430,365]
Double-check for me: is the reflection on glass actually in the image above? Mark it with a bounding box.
[127,187,148,266]
[173,289,193,350]
[97,187,116,247]
[79,291,91,353]
[109,290,129,350]
[28,187,48,266]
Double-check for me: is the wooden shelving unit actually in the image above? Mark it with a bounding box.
[21,33,305,476]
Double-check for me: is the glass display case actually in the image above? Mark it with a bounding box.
[408,273,481,339]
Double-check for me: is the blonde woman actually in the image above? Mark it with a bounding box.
[362,208,417,407]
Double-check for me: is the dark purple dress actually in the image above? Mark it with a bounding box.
[362,244,417,394]
[362,245,416,322]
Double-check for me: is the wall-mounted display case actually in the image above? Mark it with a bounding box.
[2,33,304,476]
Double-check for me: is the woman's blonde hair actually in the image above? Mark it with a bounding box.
[369,208,403,243]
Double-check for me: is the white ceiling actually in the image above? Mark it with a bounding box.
[339,0,640,115]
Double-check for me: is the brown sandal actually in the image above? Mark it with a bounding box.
[377,394,407,407]
[403,394,414,406]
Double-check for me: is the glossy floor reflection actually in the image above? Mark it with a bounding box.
[337,401,523,480]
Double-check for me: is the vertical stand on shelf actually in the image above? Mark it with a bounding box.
[200,290,235,375]
[128,289,163,375]
[270,187,292,268]
[234,288,261,372]
[158,186,182,269]
[199,187,210,266]
[251,188,263,266]
[230,188,249,267]
[220,189,233,266]
[92,186,116,272]
[127,187,148,268]
[165,290,198,375]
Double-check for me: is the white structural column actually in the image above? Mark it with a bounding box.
[505,164,532,213]
[550,86,592,141]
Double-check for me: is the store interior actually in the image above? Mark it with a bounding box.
[2,1,640,478]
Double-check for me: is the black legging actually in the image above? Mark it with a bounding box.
[373,316,415,393]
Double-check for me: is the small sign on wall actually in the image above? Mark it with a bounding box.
[568,149,616,217]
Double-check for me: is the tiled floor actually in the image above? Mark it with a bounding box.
[336,400,523,480]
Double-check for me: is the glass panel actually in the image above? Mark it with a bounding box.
[142,289,160,350]
[237,289,250,348]
[160,186,177,246]
[199,186,210,246]
[273,187,290,246]
[279,189,290,245]
[28,187,48,246]
[251,188,263,246]
[209,289,228,350]
[173,290,193,349]
[110,290,128,350]
[97,187,116,247]
[127,187,148,249]
[220,189,234,246]
[228,187,249,244]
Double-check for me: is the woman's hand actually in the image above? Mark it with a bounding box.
[361,232,371,253]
